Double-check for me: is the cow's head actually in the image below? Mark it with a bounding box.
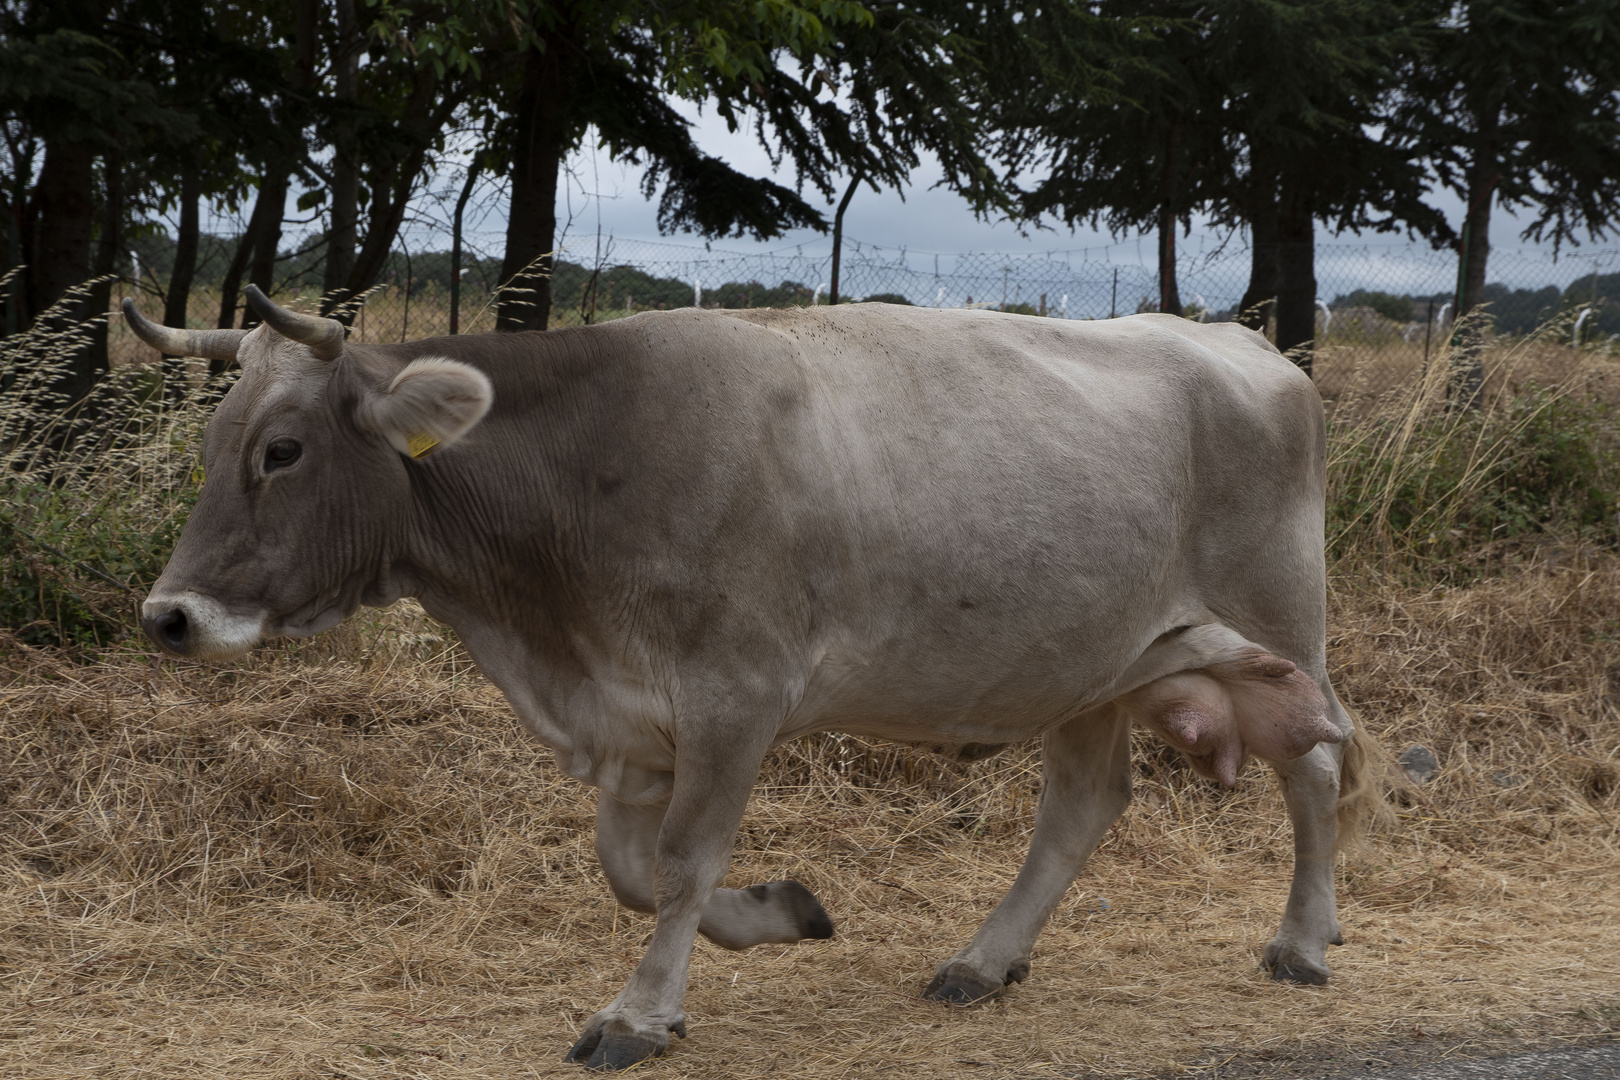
[126,287,492,659]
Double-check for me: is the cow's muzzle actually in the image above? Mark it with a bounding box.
[141,591,265,659]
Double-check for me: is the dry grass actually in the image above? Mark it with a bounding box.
[1314,330,1620,413]
[3,551,1618,1078]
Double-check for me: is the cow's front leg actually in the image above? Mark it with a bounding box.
[594,792,834,950]
[926,704,1132,1003]
[564,731,777,1071]
[1262,683,1352,984]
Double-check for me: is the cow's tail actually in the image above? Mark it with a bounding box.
[1333,717,1400,856]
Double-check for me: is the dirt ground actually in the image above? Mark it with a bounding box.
[3,551,1618,1079]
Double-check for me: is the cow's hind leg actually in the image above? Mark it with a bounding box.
[1262,682,1352,984]
[926,704,1132,1004]
[594,792,835,952]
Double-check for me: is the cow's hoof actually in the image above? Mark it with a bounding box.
[924,958,1028,1005]
[1262,939,1331,985]
[1268,960,1330,986]
[702,880,836,950]
[778,880,835,940]
[565,1016,683,1071]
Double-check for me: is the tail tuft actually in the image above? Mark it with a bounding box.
[1334,722,1402,855]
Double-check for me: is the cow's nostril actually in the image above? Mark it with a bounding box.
[145,608,189,652]
[160,610,188,650]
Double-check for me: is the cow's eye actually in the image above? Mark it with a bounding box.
[264,437,302,472]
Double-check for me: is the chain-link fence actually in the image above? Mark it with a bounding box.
[110,236,1620,403]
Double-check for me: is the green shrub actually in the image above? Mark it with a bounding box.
[0,474,197,647]
[1335,289,1416,323]
[2,286,209,649]
[1328,383,1620,576]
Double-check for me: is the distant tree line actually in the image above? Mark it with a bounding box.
[122,227,911,317]
[1331,276,1620,338]
[4,0,1620,400]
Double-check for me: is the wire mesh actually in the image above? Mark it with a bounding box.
[110,237,1620,402]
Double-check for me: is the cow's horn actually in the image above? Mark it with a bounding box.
[243,284,346,361]
[121,299,247,361]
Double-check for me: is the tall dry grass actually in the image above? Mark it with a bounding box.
[2,300,1618,1077]
[1325,314,1620,577]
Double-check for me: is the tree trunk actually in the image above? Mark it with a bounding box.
[1237,197,1279,333]
[346,160,406,295]
[4,197,18,339]
[1157,202,1182,317]
[217,179,286,332]
[829,174,860,305]
[162,164,201,399]
[1157,123,1183,317]
[344,75,462,307]
[321,0,362,317]
[26,138,100,404]
[80,152,123,396]
[27,138,96,331]
[214,169,286,372]
[1273,177,1316,376]
[238,1,311,323]
[245,168,288,309]
[498,37,574,333]
[216,227,254,330]
[1457,150,1496,319]
[1451,102,1500,405]
[4,136,31,339]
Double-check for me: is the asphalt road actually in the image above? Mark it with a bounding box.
[1307,1044,1620,1079]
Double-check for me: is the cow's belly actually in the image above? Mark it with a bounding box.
[779,585,1201,747]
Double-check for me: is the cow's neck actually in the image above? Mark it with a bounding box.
[387,347,658,759]
[400,386,590,639]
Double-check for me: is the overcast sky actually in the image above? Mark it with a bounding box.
[486,102,1543,265]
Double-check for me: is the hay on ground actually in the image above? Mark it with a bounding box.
[3,550,1618,1078]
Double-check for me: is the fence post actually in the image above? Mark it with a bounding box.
[399,243,411,342]
[1110,268,1118,318]
[1423,298,1434,371]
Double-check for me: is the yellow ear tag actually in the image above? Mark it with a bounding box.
[407,432,440,459]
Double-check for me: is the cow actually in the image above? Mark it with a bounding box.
[125,287,1368,1072]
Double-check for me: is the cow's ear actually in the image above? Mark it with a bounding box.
[360,356,493,459]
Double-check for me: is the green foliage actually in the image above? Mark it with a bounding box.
[1400,0,1620,255]
[1561,271,1620,337]
[552,259,697,312]
[1,290,207,649]
[712,279,816,308]
[1328,384,1620,577]
[1336,289,1415,322]
[1480,282,1563,335]
[0,474,196,648]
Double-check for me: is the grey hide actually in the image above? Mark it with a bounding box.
[136,305,1356,1071]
